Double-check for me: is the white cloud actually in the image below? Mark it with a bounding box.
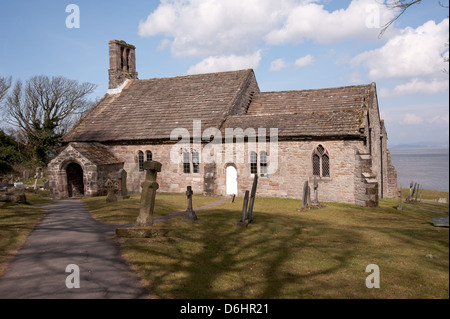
[294,54,314,67]
[380,78,449,97]
[187,50,262,75]
[403,113,423,125]
[270,58,289,72]
[138,0,395,58]
[352,18,449,80]
[430,115,449,125]
[265,0,395,44]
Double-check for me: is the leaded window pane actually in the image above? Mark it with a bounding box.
[250,151,257,175]
[183,152,190,174]
[192,152,200,173]
[322,154,330,177]
[146,151,152,162]
[260,151,267,174]
[138,151,144,171]
[313,154,320,176]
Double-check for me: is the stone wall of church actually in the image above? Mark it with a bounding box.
[107,139,371,205]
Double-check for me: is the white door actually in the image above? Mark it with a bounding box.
[226,165,238,195]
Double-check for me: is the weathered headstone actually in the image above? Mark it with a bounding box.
[0,182,8,192]
[14,182,26,190]
[183,186,198,221]
[408,181,414,201]
[397,184,402,210]
[414,184,419,202]
[33,178,39,191]
[246,175,258,223]
[301,180,309,210]
[105,179,117,202]
[432,217,449,227]
[23,171,29,181]
[418,185,423,202]
[117,169,130,199]
[135,161,162,227]
[237,190,250,227]
[43,179,49,190]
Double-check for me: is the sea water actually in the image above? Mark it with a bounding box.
[390,148,449,192]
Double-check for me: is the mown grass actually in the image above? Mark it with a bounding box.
[82,193,221,224]
[83,189,449,299]
[0,190,52,276]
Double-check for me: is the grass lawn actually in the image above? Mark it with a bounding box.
[83,189,449,299]
[0,190,53,276]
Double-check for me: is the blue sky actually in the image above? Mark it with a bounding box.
[0,0,448,148]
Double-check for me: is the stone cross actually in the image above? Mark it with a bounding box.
[414,184,420,202]
[311,176,319,205]
[135,161,162,227]
[118,169,130,199]
[105,179,117,202]
[246,174,258,223]
[183,186,198,221]
[397,184,402,210]
[237,190,250,227]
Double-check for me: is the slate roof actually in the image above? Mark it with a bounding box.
[64,69,374,142]
[64,69,255,142]
[70,142,122,165]
[222,84,373,138]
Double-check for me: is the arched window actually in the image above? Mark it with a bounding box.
[260,151,268,175]
[250,151,257,175]
[183,151,190,174]
[192,151,200,173]
[312,145,330,177]
[146,150,152,162]
[138,151,144,171]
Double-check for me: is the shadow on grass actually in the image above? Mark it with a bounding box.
[122,205,361,299]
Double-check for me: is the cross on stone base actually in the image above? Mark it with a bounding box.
[135,161,162,227]
[183,186,198,222]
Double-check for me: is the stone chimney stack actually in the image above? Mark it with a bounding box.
[108,40,138,89]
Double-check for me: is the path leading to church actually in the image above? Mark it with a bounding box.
[0,199,148,299]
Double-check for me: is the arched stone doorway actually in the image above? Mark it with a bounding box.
[66,162,84,197]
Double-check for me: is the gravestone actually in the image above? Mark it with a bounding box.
[33,178,39,191]
[23,171,29,181]
[301,180,309,210]
[397,184,402,210]
[408,181,414,201]
[105,179,117,202]
[246,175,258,223]
[14,182,26,190]
[183,186,198,221]
[237,190,250,227]
[0,182,8,192]
[414,184,419,202]
[116,161,168,238]
[43,179,49,190]
[432,217,449,227]
[117,169,130,200]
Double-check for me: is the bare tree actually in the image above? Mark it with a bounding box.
[0,76,11,102]
[2,75,97,164]
[379,0,423,38]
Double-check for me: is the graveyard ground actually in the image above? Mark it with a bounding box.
[0,189,448,299]
[83,190,449,299]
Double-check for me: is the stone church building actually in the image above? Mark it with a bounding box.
[48,40,397,206]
